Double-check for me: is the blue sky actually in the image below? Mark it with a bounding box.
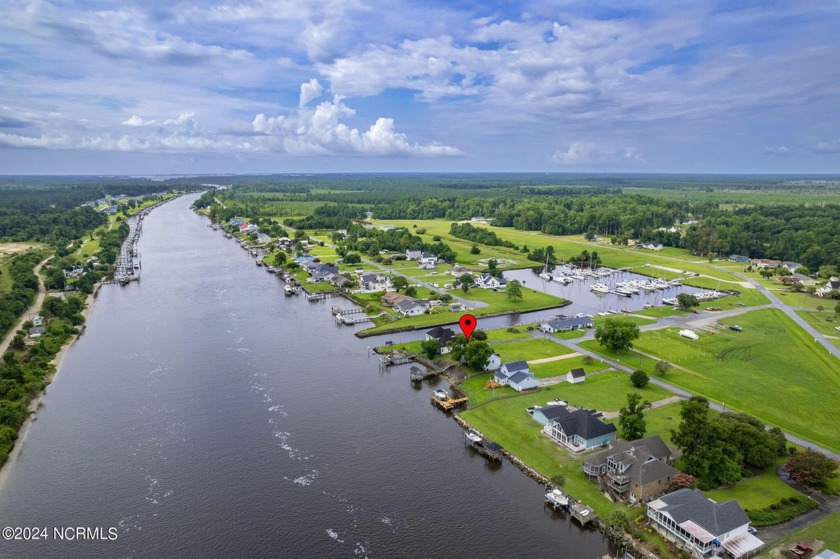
[1,0,839,174]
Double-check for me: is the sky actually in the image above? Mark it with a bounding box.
[1,0,839,175]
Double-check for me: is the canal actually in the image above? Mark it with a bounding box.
[0,194,609,558]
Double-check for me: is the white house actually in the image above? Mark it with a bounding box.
[475,273,507,289]
[639,243,663,251]
[406,249,423,260]
[566,367,586,384]
[256,232,272,245]
[419,252,437,268]
[493,361,538,392]
[394,299,427,317]
[647,489,763,558]
[540,317,593,333]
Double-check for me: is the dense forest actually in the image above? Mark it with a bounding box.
[0,251,43,341]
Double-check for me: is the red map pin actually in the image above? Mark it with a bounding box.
[459,314,477,341]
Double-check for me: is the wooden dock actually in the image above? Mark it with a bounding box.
[569,502,597,526]
[431,393,469,411]
[306,290,342,302]
[332,306,364,316]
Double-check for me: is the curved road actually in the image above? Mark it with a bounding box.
[0,257,48,356]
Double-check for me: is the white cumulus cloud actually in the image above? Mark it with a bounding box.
[253,79,460,156]
[764,146,790,156]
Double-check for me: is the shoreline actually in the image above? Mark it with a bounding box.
[0,196,178,484]
[0,283,100,486]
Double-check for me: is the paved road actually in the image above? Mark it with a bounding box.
[528,318,840,462]
[0,257,48,356]
[723,268,840,361]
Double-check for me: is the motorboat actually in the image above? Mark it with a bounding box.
[546,488,569,507]
[662,297,677,305]
[465,431,482,444]
[590,283,609,294]
[433,389,449,401]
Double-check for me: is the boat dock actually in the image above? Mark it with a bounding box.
[306,290,342,302]
[431,391,469,411]
[335,312,386,325]
[380,352,414,367]
[545,488,570,511]
[332,306,363,316]
[464,431,503,461]
[569,501,597,526]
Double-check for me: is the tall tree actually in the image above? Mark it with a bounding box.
[618,392,651,441]
[594,317,640,353]
[506,279,523,302]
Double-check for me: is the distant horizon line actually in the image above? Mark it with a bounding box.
[2,172,840,178]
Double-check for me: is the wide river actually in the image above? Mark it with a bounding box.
[0,194,609,558]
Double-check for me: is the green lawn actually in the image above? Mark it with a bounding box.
[529,356,609,379]
[797,310,840,337]
[627,403,683,446]
[460,399,629,520]
[579,339,662,375]
[704,457,804,510]
[758,510,840,556]
[629,309,840,453]
[491,339,574,362]
[544,373,672,412]
[555,329,586,339]
[359,285,566,335]
[483,327,533,342]
[593,314,657,328]
[636,306,691,318]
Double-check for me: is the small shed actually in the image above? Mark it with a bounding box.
[567,367,586,384]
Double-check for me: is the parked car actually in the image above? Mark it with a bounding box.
[729,325,743,332]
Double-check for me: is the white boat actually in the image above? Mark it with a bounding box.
[614,287,633,297]
[284,284,294,295]
[546,399,567,407]
[465,431,482,444]
[539,271,552,280]
[546,488,569,507]
[433,389,449,401]
[662,297,677,305]
[590,283,609,294]
[554,275,573,284]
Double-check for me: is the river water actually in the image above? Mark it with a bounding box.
[0,195,609,558]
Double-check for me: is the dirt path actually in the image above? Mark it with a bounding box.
[602,395,683,419]
[527,352,582,364]
[0,257,49,356]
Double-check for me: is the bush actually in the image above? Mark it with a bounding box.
[630,369,649,388]
[432,236,441,241]
[506,327,520,333]
[746,496,817,526]
[550,474,565,486]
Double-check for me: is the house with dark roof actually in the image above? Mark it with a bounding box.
[782,261,803,273]
[542,408,617,452]
[540,316,594,333]
[29,326,46,338]
[330,273,354,288]
[532,404,570,426]
[728,254,750,263]
[582,435,676,503]
[309,263,338,282]
[647,488,763,558]
[419,252,437,268]
[359,273,389,291]
[566,367,586,384]
[493,361,538,392]
[425,326,456,353]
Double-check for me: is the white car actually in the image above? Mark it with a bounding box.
[835,326,840,332]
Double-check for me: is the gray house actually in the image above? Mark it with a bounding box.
[540,316,593,333]
[583,435,676,504]
[493,361,538,392]
[542,407,617,452]
[647,489,763,558]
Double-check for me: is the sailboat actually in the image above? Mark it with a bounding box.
[539,253,552,280]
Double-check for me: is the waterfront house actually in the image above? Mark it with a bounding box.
[359,273,389,291]
[380,291,413,307]
[309,263,337,282]
[256,232,272,245]
[102,206,119,215]
[228,217,246,227]
[395,299,427,317]
[532,404,569,426]
[566,368,586,384]
[277,237,294,250]
[29,326,46,338]
[484,353,501,371]
[540,316,593,333]
[239,223,258,234]
[425,326,456,353]
[330,273,354,288]
[493,361,538,392]
[542,408,617,452]
[475,273,507,290]
[583,435,676,504]
[406,249,423,260]
[647,489,763,558]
